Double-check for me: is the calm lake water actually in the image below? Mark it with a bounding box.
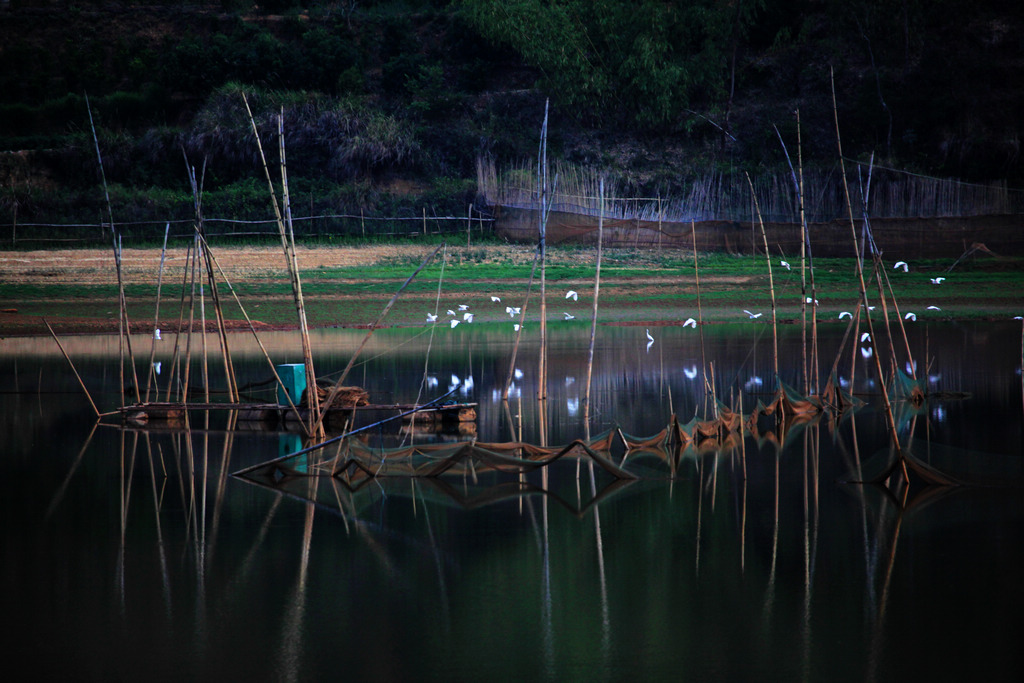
[2,321,1023,681]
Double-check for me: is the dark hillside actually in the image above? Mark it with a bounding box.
[1,0,1022,230]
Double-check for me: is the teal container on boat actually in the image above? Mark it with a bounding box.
[276,363,307,405]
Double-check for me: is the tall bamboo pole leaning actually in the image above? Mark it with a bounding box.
[86,95,140,406]
[856,159,917,380]
[537,99,550,401]
[277,109,321,436]
[830,67,904,463]
[44,318,101,418]
[855,159,902,376]
[583,177,605,424]
[311,243,446,437]
[242,94,321,438]
[745,173,779,381]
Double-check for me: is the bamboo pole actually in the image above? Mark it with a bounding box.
[538,99,550,401]
[199,243,209,404]
[584,177,605,424]
[831,67,903,459]
[277,110,321,436]
[184,153,238,401]
[194,232,310,434]
[691,221,711,413]
[745,173,779,381]
[44,318,100,418]
[774,120,810,395]
[242,95,321,436]
[182,233,199,403]
[86,96,140,406]
[796,112,821,394]
[165,239,193,402]
[503,246,541,401]
[311,243,446,436]
[144,223,170,403]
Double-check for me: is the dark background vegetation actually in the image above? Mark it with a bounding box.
[1,0,1022,230]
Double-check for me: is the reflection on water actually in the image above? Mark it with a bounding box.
[2,323,1024,681]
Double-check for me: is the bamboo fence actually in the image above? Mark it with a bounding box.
[476,157,1024,224]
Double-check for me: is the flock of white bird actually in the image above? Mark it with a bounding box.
[423,289,582,331]
[409,256,1021,374]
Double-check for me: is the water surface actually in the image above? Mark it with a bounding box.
[2,322,1022,681]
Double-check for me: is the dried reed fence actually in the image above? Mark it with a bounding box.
[477,158,1024,224]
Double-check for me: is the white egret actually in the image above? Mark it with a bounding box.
[743,310,762,319]
[450,319,460,328]
[463,312,474,322]
[491,296,501,302]
[447,309,457,317]
[930,277,945,284]
[861,346,874,359]
[153,361,162,375]
[683,318,697,328]
[514,368,524,380]
[780,260,791,271]
[513,323,521,331]
[458,304,469,311]
[861,332,871,343]
[894,261,909,272]
[646,329,654,352]
[426,313,438,322]
[905,312,916,321]
[566,290,578,301]
[566,396,579,416]
[805,297,819,306]
[153,328,162,340]
[563,312,574,320]
[684,365,698,380]
[426,375,438,388]
[927,305,941,311]
[838,311,852,319]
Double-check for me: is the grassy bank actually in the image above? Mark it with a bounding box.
[1,243,1021,337]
